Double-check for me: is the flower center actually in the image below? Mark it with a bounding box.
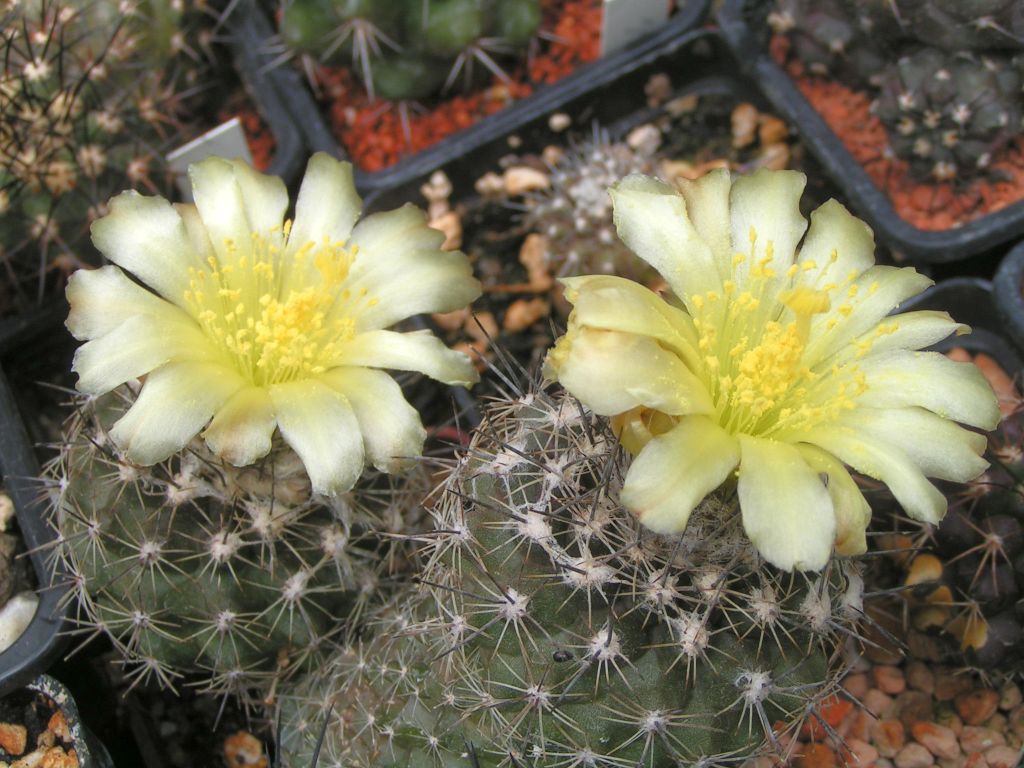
[689,228,870,438]
[183,222,365,386]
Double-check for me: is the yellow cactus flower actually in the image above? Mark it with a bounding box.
[67,153,481,496]
[544,169,999,571]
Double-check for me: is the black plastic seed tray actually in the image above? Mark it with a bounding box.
[993,240,1024,358]
[251,0,709,197]
[717,0,1024,265]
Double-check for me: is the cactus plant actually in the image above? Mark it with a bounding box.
[276,384,870,767]
[0,0,210,315]
[46,387,431,702]
[872,47,1023,182]
[279,0,542,101]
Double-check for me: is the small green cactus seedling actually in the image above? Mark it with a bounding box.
[276,384,870,767]
[872,47,1023,182]
[279,0,542,101]
[47,388,431,702]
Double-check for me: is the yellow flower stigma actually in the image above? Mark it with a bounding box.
[67,153,481,496]
[544,168,999,572]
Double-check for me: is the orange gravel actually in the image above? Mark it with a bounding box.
[321,0,602,172]
[771,36,1024,231]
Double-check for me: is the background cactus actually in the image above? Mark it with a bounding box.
[0,0,213,316]
[279,0,542,101]
[882,403,1024,674]
[276,384,871,767]
[47,387,431,704]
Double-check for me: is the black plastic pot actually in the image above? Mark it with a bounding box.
[223,3,306,186]
[254,0,709,197]
[902,277,1022,374]
[0,306,70,699]
[993,240,1024,357]
[717,0,1024,265]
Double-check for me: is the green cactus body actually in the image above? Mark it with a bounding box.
[278,387,867,766]
[48,389,429,700]
[279,0,542,102]
[872,47,1022,182]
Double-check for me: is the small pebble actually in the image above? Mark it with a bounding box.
[0,592,38,654]
[474,171,504,196]
[899,691,937,729]
[876,666,907,695]
[983,745,1021,768]
[906,662,935,695]
[504,166,550,195]
[844,673,870,700]
[847,737,880,765]
[957,690,1001,727]
[731,102,759,148]
[865,688,897,719]
[548,112,571,132]
[935,672,973,702]
[758,115,789,145]
[911,722,961,760]
[0,493,13,531]
[961,726,1006,753]
[999,684,1022,712]
[626,124,661,156]
[0,723,27,755]
[644,73,672,107]
[895,742,936,768]
[502,298,549,333]
[795,743,837,768]
[875,719,908,758]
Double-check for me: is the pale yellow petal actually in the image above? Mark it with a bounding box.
[202,387,277,466]
[560,275,701,369]
[796,199,875,289]
[334,329,478,387]
[73,314,221,395]
[858,350,1000,430]
[729,168,807,286]
[738,435,835,572]
[89,191,198,307]
[620,416,739,534]
[544,327,713,417]
[109,361,246,465]
[805,265,932,368]
[173,203,215,263]
[269,379,365,496]
[228,158,289,235]
[836,407,988,482]
[609,174,721,312]
[829,310,968,367]
[287,153,362,256]
[676,168,733,272]
[321,367,426,473]
[803,424,947,524]
[66,266,175,340]
[797,444,870,557]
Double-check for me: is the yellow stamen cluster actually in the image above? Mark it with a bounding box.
[183,224,364,386]
[689,228,872,438]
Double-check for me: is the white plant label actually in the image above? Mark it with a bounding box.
[167,117,254,201]
[601,0,673,56]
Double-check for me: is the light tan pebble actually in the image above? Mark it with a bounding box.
[659,159,695,183]
[936,673,975,703]
[758,115,789,145]
[961,726,1006,754]
[548,112,571,132]
[982,746,1021,768]
[506,134,522,149]
[912,722,961,760]
[865,689,897,719]
[432,308,469,332]
[502,298,549,333]
[0,724,27,756]
[906,662,935,695]
[452,340,489,370]
[731,102,759,148]
[626,124,661,156]
[518,233,553,291]
[644,73,672,107]
[847,737,879,765]
[474,171,504,196]
[33,733,54,751]
[849,709,878,742]
[464,311,499,343]
[429,210,462,251]
[896,743,936,768]
[541,145,563,167]
[38,748,77,768]
[665,93,698,116]
[875,719,908,758]
[757,141,791,170]
[957,691,1000,727]
[420,170,453,202]
[0,493,13,531]
[504,166,550,195]
[999,684,1022,712]
[844,673,870,700]
[11,750,45,768]
[875,666,907,695]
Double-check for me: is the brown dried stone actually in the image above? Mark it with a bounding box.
[906,662,936,695]
[961,726,1006,754]
[999,683,1023,712]
[865,688,897,719]
[39,747,79,768]
[934,671,973,702]
[795,743,837,768]
[502,298,549,333]
[846,737,879,766]
[895,742,935,768]
[844,673,870,700]
[983,746,1021,768]
[876,666,908,695]
[45,712,69,743]
[875,719,908,758]
[898,691,936,729]
[0,723,27,755]
[957,690,1000,727]
[911,722,961,760]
